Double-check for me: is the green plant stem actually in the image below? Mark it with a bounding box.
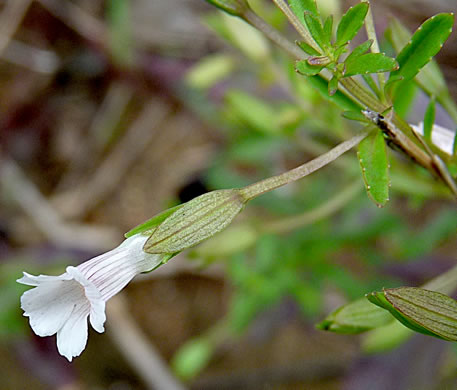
[263,181,361,233]
[269,0,321,53]
[363,2,386,99]
[339,77,385,112]
[243,9,306,60]
[239,131,369,200]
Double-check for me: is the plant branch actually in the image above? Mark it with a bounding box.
[239,131,369,200]
[270,0,321,53]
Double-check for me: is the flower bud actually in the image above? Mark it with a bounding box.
[367,287,457,341]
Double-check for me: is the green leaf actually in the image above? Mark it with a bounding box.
[186,54,235,89]
[392,80,417,118]
[358,128,390,207]
[328,75,339,96]
[386,17,457,124]
[288,0,319,21]
[423,97,436,142]
[344,53,398,77]
[144,189,247,253]
[225,90,278,133]
[306,74,361,111]
[323,15,333,45]
[368,287,457,341]
[389,13,454,85]
[362,74,382,98]
[342,110,370,122]
[296,40,321,56]
[304,11,327,51]
[205,0,249,16]
[172,338,214,380]
[295,59,325,76]
[317,297,393,334]
[336,2,369,46]
[345,40,373,63]
[125,204,184,238]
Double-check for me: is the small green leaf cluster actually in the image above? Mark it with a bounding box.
[292,1,397,95]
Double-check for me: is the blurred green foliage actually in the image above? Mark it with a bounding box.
[172,0,457,380]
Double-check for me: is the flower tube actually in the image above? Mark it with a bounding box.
[17,234,164,361]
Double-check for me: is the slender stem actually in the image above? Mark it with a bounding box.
[364,2,386,98]
[243,10,306,60]
[263,181,361,233]
[270,0,321,53]
[239,131,369,200]
[339,77,385,112]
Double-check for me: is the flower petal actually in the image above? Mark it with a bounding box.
[21,279,84,337]
[56,303,90,362]
[17,271,72,286]
[66,266,106,333]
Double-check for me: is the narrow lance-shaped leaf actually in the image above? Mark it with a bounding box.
[357,128,390,207]
[304,11,327,51]
[323,15,333,45]
[328,75,339,96]
[388,13,454,85]
[368,287,457,341]
[144,189,247,254]
[336,2,369,46]
[288,0,319,22]
[344,53,398,77]
[296,40,321,56]
[316,297,393,334]
[423,97,435,142]
[295,59,324,76]
[345,40,373,63]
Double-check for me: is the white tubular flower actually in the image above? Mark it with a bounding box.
[17,234,164,362]
[410,122,455,156]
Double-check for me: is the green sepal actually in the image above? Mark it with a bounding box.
[296,40,321,56]
[144,189,247,254]
[344,53,398,77]
[316,297,393,334]
[423,97,436,142]
[125,203,184,238]
[388,13,454,86]
[204,0,249,16]
[357,128,390,207]
[368,287,457,341]
[295,59,325,76]
[336,2,369,46]
[304,11,327,51]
